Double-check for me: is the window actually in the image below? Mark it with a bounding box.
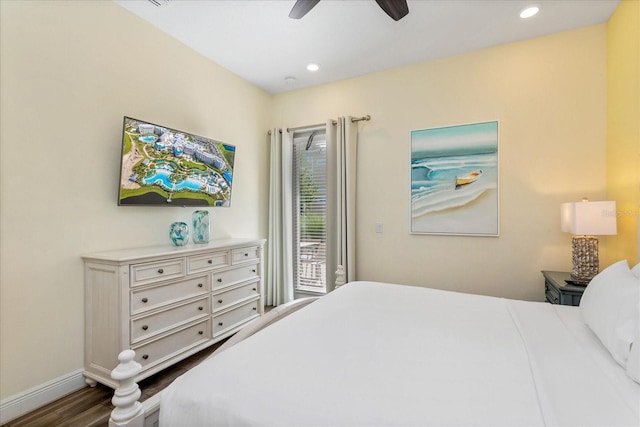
[292,130,327,294]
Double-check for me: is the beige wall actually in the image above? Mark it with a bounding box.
[0,1,271,399]
[606,0,640,266]
[273,24,608,301]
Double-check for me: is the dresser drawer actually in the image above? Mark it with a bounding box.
[134,319,211,370]
[131,275,210,315]
[232,246,260,264]
[212,264,259,290]
[188,251,230,274]
[212,281,259,312]
[130,258,186,287]
[213,299,260,338]
[131,297,209,344]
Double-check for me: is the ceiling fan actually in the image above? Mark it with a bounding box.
[289,0,409,21]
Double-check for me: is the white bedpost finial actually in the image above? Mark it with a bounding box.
[335,265,346,289]
[109,350,144,427]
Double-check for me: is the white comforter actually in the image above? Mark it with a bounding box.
[160,281,640,426]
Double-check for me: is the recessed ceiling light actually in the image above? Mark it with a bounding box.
[520,6,539,19]
[284,76,297,84]
[307,63,319,72]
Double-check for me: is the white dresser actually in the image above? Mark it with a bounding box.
[83,238,265,389]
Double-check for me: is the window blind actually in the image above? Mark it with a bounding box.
[292,130,327,292]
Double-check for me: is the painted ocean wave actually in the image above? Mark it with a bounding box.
[411,152,497,218]
[412,154,496,175]
[411,180,496,218]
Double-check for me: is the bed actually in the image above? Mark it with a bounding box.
[108,261,640,427]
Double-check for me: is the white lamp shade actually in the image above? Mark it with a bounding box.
[560,200,617,236]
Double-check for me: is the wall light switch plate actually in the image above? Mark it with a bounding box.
[375,222,383,233]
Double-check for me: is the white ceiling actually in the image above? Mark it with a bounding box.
[114,0,619,94]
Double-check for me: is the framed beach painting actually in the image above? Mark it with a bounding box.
[410,121,499,236]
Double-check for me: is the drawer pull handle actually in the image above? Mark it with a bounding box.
[158,268,164,274]
[217,278,222,283]
[252,269,256,273]
[142,325,148,330]
[244,253,249,257]
[207,260,213,264]
[253,307,257,311]
[198,330,204,335]
[142,298,148,303]
[218,322,224,326]
[142,354,149,360]
[198,306,204,311]
[252,288,257,291]
[197,283,203,288]
[217,299,223,304]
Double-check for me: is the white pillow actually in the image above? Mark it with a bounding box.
[580,260,640,366]
[631,262,640,278]
[626,300,640,383]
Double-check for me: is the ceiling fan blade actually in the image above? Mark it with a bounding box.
[375,0,409,21]
[289,0,321,19]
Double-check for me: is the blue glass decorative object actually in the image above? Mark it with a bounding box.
[169,222,189,246]
[192,210,210,244]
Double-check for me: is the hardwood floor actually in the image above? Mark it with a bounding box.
[2,341,224,427]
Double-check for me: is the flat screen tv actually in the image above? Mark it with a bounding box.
[118,116,235,207]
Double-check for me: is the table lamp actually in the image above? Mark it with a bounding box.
[560,198,617,284]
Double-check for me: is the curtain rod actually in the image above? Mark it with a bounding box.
[268,115,371,135]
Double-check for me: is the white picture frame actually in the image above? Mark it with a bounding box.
[410,121,499,236]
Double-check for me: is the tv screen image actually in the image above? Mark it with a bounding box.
[118,117,235,207]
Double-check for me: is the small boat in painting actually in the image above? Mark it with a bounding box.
[455,170,482,189]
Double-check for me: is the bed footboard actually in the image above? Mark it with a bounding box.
[211,296,320,356]
[335,264,346,288]
[108,296,322,426]
[108,350,159,427]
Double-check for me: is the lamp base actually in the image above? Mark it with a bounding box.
[571,236,599,283]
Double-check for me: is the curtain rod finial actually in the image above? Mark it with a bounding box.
[351,115,371,123]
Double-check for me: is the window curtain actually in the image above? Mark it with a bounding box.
[265,129,294,306]
[326,117,358,291]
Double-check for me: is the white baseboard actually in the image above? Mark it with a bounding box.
[0,369,86,424]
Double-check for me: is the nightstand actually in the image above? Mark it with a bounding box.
[541,271,586,306]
